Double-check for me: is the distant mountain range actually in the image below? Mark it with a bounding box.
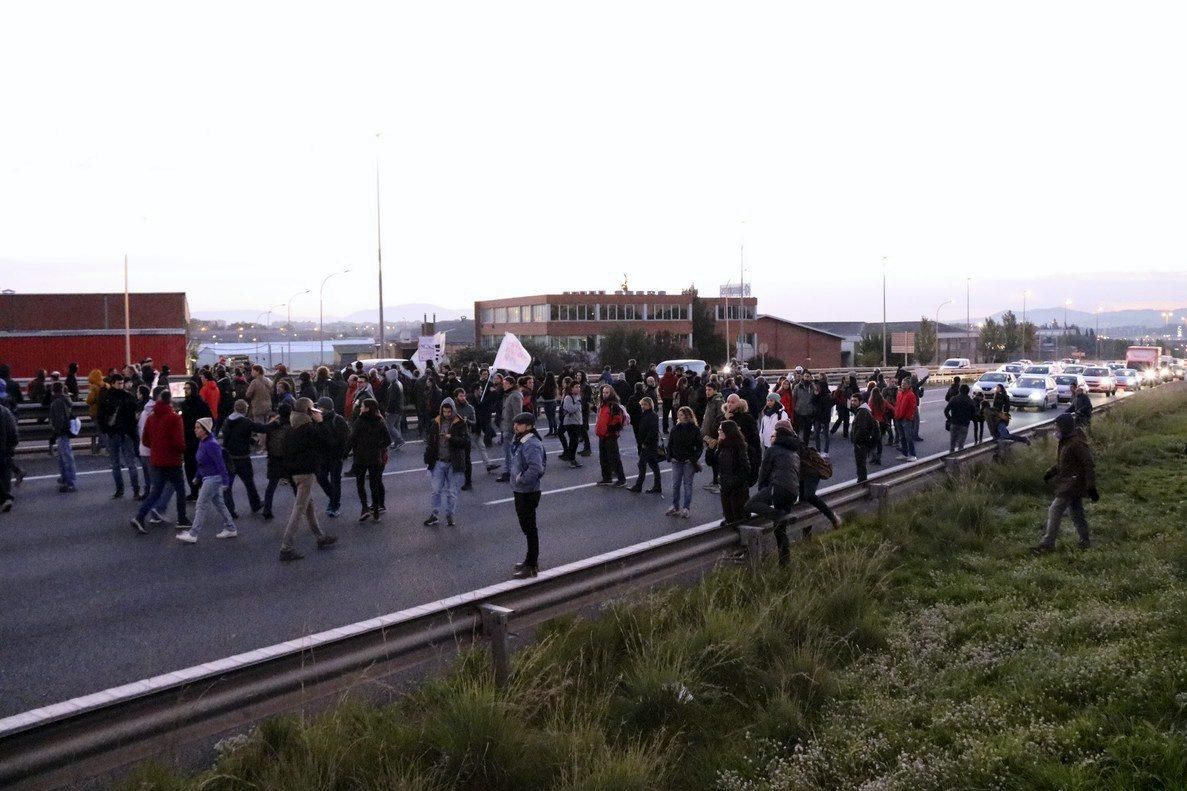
[987,306,1187,331]
[192,303,468,324]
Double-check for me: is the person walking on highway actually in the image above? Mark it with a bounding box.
[98,373,143,500]
[811,378,833,454]
[893,377,918,461]
[384,373,406,450]
[180,381,212,500]
[745,420,801,564]
[1068,385,1093,435]
[176,417,237,543]
[665,406,701,518]
[537,371,558,437]
[495,376,524,483]
[850,394,878,483]
[944,384,977,453]
[574,370,593,456]
[992,383,1011,415]
[796,436,841,536]
[49,382,78,492]
[314,397,350,517]
[246,365,273,425]
[759,392,785,449]
[971,390,987,444]
[132,390,189,532]
[0,395,17,512]
[452,388,482,490]
[220,399,267,517]
[262,403,295,519]
[595,385,628,487]
[349,397,391,522]
[1033,412,1098,553]
[629,397,663,495]
[279,398,338,561]
[658,365,677,433]
[944,376,963,431]
[424,398,469,526]
[510,411,547,579]
[700,382,726,492]
[792,375,815,444]
[716,419,750,526]
[558,381,584,469]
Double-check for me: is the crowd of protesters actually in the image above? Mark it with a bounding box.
[0,352,1104,571]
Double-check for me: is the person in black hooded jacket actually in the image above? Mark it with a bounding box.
[726,399,763,487]
[349,397,392,521]
[745,421,801,564]
[715,420,750,524]
[180,381,212,499]
[628,397,662,494]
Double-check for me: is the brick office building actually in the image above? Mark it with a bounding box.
[0,292,189,377]
[474,289,842,368]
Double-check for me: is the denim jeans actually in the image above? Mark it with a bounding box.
[107,433,140,493]
[895,419,916,457]
[430,461,460,516]
[670,460,696,509]
[540,399,557,433]
[502,431,514,472]
[800,473,838,527]
[385,414,405,448]
[317,458,343,511]
[137,465,187,523]
[56,436,77,487]
[1041,496,1089,546]
[192,476,235,536]
[813,418,831,452]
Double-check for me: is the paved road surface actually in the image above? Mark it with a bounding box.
[0,389,1119,716]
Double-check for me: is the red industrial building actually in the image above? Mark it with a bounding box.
[0,292,189,377]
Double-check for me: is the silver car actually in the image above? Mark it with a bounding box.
[1052,374,1086,402]
[1023,364,1061,377]
[1082,366,1117,396]
[1009,376,1058,411]
[1062,364,1087,376]
[974,371,1015,395]
[1115,369,1142,391]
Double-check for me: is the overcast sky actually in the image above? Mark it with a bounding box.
[2,2,1185,322]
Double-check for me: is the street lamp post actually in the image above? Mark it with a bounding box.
[1022,290,1030,358]
[935,299,952,360]
[319,268,351,367]
[966,277,973,363]
[1064,299,1072,358]
[881,256,888,367]
[286,290,310,368]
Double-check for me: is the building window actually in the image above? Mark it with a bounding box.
[603,303,638,321]
[506,306,521,323]
[716,304,756,321]
[651,303,689,321]
[494,307,507,324]
[480,308,494,323]
[549,304,597,321]
[531,304,548,322]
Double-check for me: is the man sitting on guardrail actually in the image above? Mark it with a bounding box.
[1033,412,1098,554]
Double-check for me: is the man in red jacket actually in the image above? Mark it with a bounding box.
[657,365,678,434]
[132,390,190,533]
[594,386,627,487]
[893,376,919,461]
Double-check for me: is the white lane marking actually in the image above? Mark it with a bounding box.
[483,465,674,506]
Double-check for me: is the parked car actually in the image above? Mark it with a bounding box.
[1023,364,1061,377]
[998,363,1026,376]
[1052,374,1087,402]
[974,371,1016,395]
[1114,369,1143,391]
[938,358,972,373]
[1009,376,1058,411]
[1081,366,1117,396]
[656,359,709,377]
[1061,364,1087,376]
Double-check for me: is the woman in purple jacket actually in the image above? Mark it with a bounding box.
[177,417,237,544]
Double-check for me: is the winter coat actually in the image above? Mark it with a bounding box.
[220,412,268,458]
[199,380,222,420]
[283,413,330,476]
[501,388,524,434]
[757,431,801,493]
[560,394,583,427]
[666,422,702,463]
[812,387,833,422]
[732,411,764,485]
[246,376,273,417]
[195,435,231,485]
[595,402,626,439]
[893,388,918,421]
[851,404,879,448]
[792,382,816,418]
[634,409,660,461]
[658,371,678,400]
[944,393,977,427]
[180,396,212,453]
[348,412,392,469]
[0,404,18,458]
[1046,429,1096,499]
[424,415,470,472]
[758,404,785,448]
[50,394,74,437]
[510,431,546,493]
[98,388,139,439]
[142,405,185,468]
[716,435,750,492]
[1068,392,1092,424]
[700,394,726,440]
[265,420,292,479]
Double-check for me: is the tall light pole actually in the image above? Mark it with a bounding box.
[375,133,386,357]
[1095,307,1102,359]
[881,256,888,367]
[123,254,132,367]
[319,268,350,366]
[935,299,952,360]
[286,289,310,367]
[1064,299,1072,357]
[1022,289,1030,358]
[966,277,972,363]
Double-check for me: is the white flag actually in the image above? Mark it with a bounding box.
[492,332,532,374]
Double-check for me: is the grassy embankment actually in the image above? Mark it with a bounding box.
[128,386,1187,790]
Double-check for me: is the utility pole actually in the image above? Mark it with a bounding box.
[123,254,131,367]
[966,277,972,363]
[1022,290,1029,358]
[375,134,386,357]
[881,256,888,367]
[738,243,745,362]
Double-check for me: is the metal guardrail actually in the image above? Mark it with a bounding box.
[0,383,1163,789]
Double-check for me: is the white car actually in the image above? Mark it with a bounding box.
[1023,364,1061,377]
[656,359,708,377]
[998,363,1026,376]
[1114,369,1142,391]
[1009,376,1059,411]
[1061,364,1087,376]
[938,358,972,373]
[1081,366,1116,396]
[1052,374,1087,402]
[974,371,1016,395]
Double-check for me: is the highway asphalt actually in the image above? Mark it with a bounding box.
[0,388,1120,717]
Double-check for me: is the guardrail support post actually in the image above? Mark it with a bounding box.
[478,604,514,690]
[738,525,766,570]
[942,456,962,477]
[868,483,891,518]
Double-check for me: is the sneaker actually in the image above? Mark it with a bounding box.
[627,485,643,494]
[423,514,440,526]
[703,483,721,493]
[176,518,193,528]
[130,516,146,534]
[460,483,472,491]
[446,515,455,527]
[371,510,381,522]
[578,449,592,457]
[595,479,613,486]
[665,507,679,516]
[148,509,167,525]
[378,505,386,513]
[59,485,76,493]
[316,535,338,549]
[512,565,538,579]
[679,508,691,518]
[175,531,198,544]
[894,455,909,461]
[495,474,510,483]
[906,456,917,461]
[261,511,274,521]
[216,529,238,539]
[646,488,663,495]
[358,512,372,522]
[279,548,304,562]
[13,469,23,487]
[0,498,10,513]
[112,490,124,499]
[569,462,582,469]
[486,464,500,473]
[326,509,339,518]
[820,453,830,459]
[133,490,145,501]
[614,479,628,487]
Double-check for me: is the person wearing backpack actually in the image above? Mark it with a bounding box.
[98,373,144,499]
[510,411,547,578]
[798,437,840,536]
[595,386,628,487]
[745,420,801,564]
[261,403,295,520]
[849,393,879,484]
